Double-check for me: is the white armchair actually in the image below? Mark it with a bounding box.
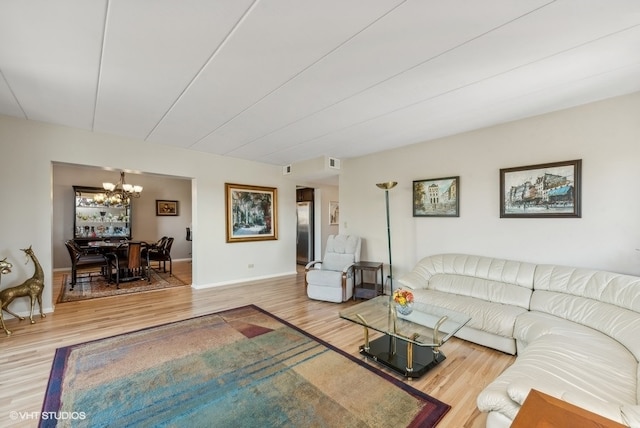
[305,235,361,303]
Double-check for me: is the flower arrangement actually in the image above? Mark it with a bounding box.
[392,289,414,307]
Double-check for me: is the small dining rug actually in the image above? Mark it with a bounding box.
[41,305,450,427]
[57,270,186,303]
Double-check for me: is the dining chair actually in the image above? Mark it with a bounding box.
[147,237,174,275]
[106,241,150,288]
[64,240,109,290]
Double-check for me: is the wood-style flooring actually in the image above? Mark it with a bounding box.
[0,261,514,427]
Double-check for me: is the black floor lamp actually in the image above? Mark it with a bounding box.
[376,181,397,295]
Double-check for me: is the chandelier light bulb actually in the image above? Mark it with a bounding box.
[100,171,142,206]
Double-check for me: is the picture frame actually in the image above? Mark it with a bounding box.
[413,176,460,217]
[329,201,339,225]
[225,183,278,243]
[156,200,178,216]
[500,159,582,218]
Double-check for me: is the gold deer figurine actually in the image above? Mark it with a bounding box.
[0,246,45,335]
[0,257,11,276]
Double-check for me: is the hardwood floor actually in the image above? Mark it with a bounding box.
[0,261,514,427]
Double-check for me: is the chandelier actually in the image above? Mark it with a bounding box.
[100,171,143,206]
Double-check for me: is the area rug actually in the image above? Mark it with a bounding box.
[57,270,187,303]
[41,305,450,427]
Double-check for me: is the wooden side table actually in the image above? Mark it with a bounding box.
[511,389,626,428]
[353,261,383,300]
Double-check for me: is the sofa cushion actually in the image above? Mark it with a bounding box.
[411,289,528,339]
[479,329,638,424]
[398,254,535,310]
[428,274,532,310]
[400,253,536,288]
[534,264,640,362]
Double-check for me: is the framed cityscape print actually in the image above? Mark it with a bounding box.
[413,176,459,217]
[225,183,278,242]
[500,159,581,218]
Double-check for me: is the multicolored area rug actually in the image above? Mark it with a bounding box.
[57,270,187,303]
[41,305,450,427]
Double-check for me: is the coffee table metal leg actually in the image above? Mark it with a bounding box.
[406,341,413,372]
[356,314,370,351]
[433,315,448,354]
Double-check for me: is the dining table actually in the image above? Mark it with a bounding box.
[87,241,150,285]
[87,240,129,253]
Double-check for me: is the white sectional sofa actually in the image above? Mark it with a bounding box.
[397,254,640,427]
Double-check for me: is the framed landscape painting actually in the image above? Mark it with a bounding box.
[413,176,459,217]
[500,159,581,218]
[225,183,278,243]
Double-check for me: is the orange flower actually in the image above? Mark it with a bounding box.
[393,289,414,306]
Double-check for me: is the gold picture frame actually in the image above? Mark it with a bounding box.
[156,200,178,216]
[225,183,278,243]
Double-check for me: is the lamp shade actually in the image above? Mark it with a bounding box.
[376,181,398,190]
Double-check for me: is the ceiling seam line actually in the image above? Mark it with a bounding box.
[261,22,640,158]
[91,0,111,132]
[223,0,559,156]
[0,69,28,119]
[191,0,410,150]
[144,0,262,142]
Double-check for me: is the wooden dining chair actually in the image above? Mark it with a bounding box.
[106,242,150,288]
[64,240,109,290]
[147,237,174,275]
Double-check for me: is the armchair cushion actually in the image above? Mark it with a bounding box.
[306,270,345,287]
[322,253,355,272]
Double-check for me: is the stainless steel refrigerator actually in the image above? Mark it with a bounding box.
[296,202,314,265]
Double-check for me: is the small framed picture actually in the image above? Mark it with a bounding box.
[413,176,459,217]
[156,200,179,216]
[500,159,581,218]
[329,201,339,225]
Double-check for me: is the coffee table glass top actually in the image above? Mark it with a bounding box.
[339,295,471,347]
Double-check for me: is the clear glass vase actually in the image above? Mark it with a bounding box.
[396,302,413,315]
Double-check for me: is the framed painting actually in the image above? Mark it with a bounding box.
[413,176,459,217]
[329,201,339,225]
[500,159,581,218]
[156,200,178,216]
[225,183,278,242]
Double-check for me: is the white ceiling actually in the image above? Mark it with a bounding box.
[1,0,639,168]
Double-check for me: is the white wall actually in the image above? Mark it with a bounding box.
[2,92,639,319]
[0,115,297,316]
[341,92,640,277]
[311,183,339,259]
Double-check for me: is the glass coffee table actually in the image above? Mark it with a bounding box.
[339,295,471,378]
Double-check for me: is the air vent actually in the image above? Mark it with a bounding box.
[283,165,292,175]
[328,157,341,169]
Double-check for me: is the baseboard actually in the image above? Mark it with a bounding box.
[192,271,297,289]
